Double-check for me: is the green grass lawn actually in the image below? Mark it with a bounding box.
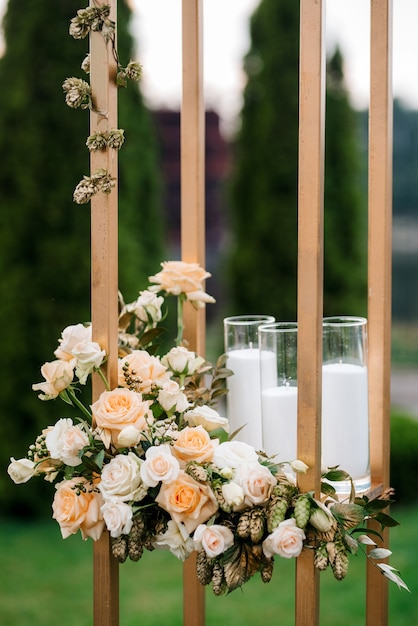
[0,505,416,626]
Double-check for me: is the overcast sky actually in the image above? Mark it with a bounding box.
[1,0,417,129]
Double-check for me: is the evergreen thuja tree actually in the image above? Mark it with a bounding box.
[0,0,163,515]
[227,0,367,321]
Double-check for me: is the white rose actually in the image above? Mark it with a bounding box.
[54,323,92,360]
[221,481,245,509]
[152,520,195,561]
[193,524,235,558]
[99,452,147,502]
[7,457,36,484]
[158,380,190,413]
[262,518,305,559]
[212,440,258,470]
[125,289,164,324]
[162,346,205,376]
[46,418,89,466]
[140,444,180,487]
[184,405,229,433]
[233,462,277,507]
[101,501,133,538]
[117,425,142,448]
[290,459,309,474]
[32,359,75,400]
[72,340,106,384]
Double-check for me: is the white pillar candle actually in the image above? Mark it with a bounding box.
[226,348,275,450]
[261,384,298,461]
[322,362,369,480]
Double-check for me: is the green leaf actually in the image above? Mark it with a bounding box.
[322,469,350,481]
[373,512,400,528]
[364,498,395,514]
[320,481,337,496]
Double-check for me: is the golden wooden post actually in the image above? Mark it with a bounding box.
[366,1,393,624]
[181,1,206,625]
[295,1,325,624]
[90,1,119,624]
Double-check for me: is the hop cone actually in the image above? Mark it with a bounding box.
[212,562,226,596]
[186,462,209,483]
[260,557,274,583]
[294,495,311,529]
[196,549,214,586]
[111,535,128,563]
[314,544,329,571]
[237,511,251,539]
[128,538,144,562]
[267,497,288,533]
[331,543,349,580]
[130,515,146,541]
[249,508,266,544]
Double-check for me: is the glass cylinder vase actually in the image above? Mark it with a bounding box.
[322,316,370,495]
[259,323,298,467]
[224,315,275,449]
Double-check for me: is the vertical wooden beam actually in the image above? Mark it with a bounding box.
[90,1,119,625]
[181,2,206,626]
[296,1,325,625]
[366,1,393,624]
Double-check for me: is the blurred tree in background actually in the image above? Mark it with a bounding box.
[0,0,164,515]
[227,0,367,320]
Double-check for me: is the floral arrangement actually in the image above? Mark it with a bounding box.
[8,261,409,595]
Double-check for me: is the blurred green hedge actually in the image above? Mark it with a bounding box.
[390,412,418,505]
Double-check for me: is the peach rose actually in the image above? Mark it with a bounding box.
[52,477,105,540]
[118,350,171,392]
[155,470,218,533]
[148,261,215,308]
[91,387,152,448]
[171,426,217,467]
[262,518,305,559]
[32,359,75,400]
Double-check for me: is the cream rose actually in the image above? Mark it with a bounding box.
[32,359,75,400]
[140,444,180,487]
[193,523,235,558]
[118,350,171,392]
[221,481,245,509]
[212,440,258,470]
[184,405,229,433]
[148,261,215,308]
[171,426,217,466]
[161,346,205,376]
[262,518,305,559]
[72,340,106,384]
[155,470,218,533]
[99,452,147,502]
[158,380,190,413]
[152,520,195,561]
[45,418,89,467]
[233,462,277,507]
[91,387,152,448]
[117,425,142,448]
[101,501,133,538]
[52,477,105,540]
[125,289,164,324]
[7,457,36,484]
[54,323,92,361]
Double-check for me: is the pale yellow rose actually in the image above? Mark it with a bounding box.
[91,387,152,448]
[148,261,215,308]
[52,477,105,541]
[155,470,218,533]
[118,350,171,392]
[262,518,305,559]
[171,426,217,467]
[32,359,75,400]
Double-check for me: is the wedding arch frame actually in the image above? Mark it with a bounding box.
[89,1,392,624]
